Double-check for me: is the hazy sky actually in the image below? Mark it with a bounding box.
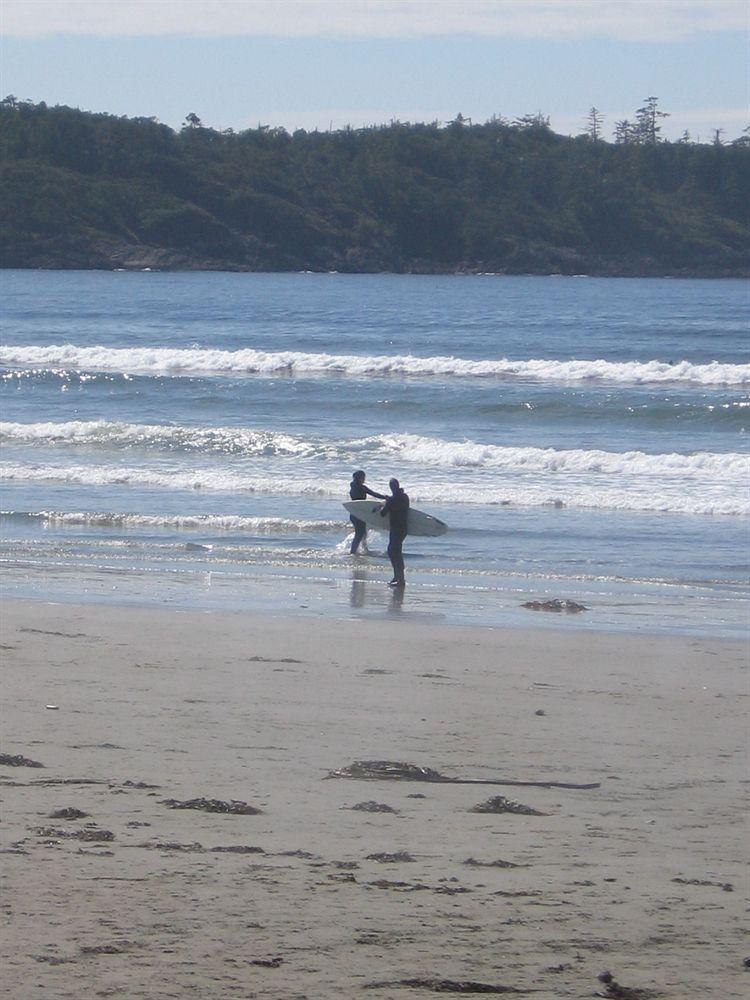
[1,1,747,141]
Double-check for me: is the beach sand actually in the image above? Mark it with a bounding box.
[1,599,747,998]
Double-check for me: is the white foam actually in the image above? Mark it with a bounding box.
[373,433,750,478]
[0,420,327,458]
[1,461,747,515]
[2,344,747,386]
[3,420,747,481]
[0,509,344,533]
[0,462,339,496]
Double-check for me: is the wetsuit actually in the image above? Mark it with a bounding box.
[349,480,386,554]
[381,488,409,585]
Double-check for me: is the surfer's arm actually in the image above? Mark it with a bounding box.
[365,487,387,500]
[380,497,392,517]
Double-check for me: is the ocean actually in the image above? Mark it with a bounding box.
[1,270,748,636]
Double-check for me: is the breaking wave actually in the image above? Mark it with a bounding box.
[2,420,748,480]
[1,461,747,515]
[0,510,344,533]
[377,433,749,478]
[2,344,748,386]
[0,420,329,458]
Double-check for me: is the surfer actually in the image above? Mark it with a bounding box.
[381,478,409,588]
[348,470,387,554]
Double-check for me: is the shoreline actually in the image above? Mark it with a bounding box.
[2,558,747,641]
[1,599,747,998]
[3,265,749,279]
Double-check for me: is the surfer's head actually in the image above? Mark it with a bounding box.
[352,470,365,483]
[389,478,401,493]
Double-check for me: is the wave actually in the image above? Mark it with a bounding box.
[0,420,329,458]
[3,421,748,480]
[377,433,750,478]
[0,462,341,495]
[0,510,344,533]
[1,462,747,515]
[2,344,748,386]
[479,397,750,425]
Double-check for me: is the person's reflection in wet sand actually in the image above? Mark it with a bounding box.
[349,568,367,608]
[388,584,405,613]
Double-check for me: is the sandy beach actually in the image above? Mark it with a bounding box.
[1,599,747,998]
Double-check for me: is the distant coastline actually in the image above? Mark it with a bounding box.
[4,261,747,278]
[2,100,748,279]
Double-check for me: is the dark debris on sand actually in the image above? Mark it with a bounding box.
[30,777,105,786]
[469,796,546,816]
[160,797,262,815]
[0,753,44,768]
[74,827,116,842]
[367,851,416,863]
[463,857,520,868]
[366,879,471,895]
[330,761,445,782]
[247,655,302,664]
[36,826,115,842]
[368,879,429,892]
[350,801,399,813]
[596,971,662,999]
[364,978,535,993]
[19,627,89,638]
[80,942,136,956]
[210,845,266,854]
[140,841,205,852]
[672,876,734,891]
[138,840,264,854]
[328,759,599,790]
[49,807,89,820]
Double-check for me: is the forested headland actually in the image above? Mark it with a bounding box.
[1,98,748,276]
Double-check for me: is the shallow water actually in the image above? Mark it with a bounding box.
[1,271,748,636]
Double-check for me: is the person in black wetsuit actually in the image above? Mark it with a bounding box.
[348,470,387,554]
[381,478,409,587]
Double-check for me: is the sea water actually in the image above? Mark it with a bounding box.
[1,271,748,636]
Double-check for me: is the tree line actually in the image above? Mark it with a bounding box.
[1,97,748,276]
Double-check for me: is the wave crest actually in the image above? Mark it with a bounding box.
[0,510,344,533]
[0,420,325,457]
[1,462,747,515]
[2,344,747,386]
[3,420,747,480]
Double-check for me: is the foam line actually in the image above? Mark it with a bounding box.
[2,344,747,386]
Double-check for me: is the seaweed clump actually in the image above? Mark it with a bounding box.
[161,797,261,815]
[469,796,545,816]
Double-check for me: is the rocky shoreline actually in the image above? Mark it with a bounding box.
[3,235,747,279]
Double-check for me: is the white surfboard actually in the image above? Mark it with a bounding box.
[344,500,448,537]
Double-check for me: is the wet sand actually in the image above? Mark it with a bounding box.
[1,600,747,998]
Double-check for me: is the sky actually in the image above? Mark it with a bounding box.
[0,1,747,142]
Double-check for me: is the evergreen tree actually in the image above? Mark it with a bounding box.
[583,107,604,141]
[0,100,747,277]
[634,97,669,144]
[614,119,635,144]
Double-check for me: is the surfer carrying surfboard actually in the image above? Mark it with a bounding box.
[381,478,409,588]
[348,470,387,554]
